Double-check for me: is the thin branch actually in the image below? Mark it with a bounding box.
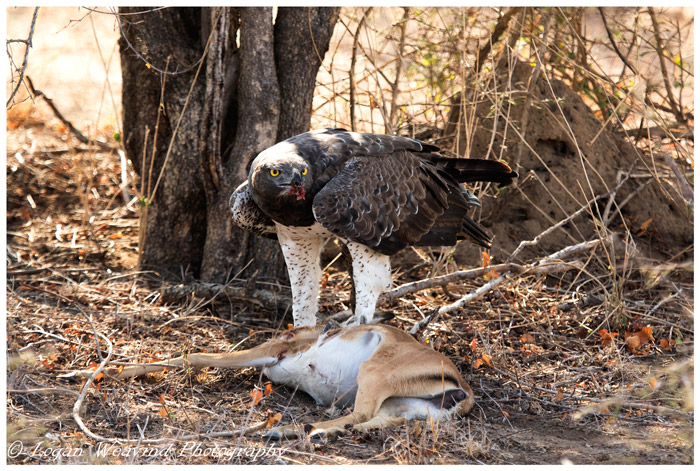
[647,7,685,123]
[508,162,635,263]
[349,7,372,132]
[659,151,694,206]
[598,7,638,76]
[6,6,39,107]
[114,8,205,76]
[24,76,113,150]
[513,10,551,171]
[388,7,410,131]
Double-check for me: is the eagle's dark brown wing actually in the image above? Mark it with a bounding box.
[311,150,469,255]
[288,128,439,194]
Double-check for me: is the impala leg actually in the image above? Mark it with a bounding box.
[297,363,391,441]
[352,414,407,433]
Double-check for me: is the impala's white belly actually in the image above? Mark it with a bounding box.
[263,329,382,407]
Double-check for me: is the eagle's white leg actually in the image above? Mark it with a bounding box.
[275,223,330,328]
[344,241,392,325]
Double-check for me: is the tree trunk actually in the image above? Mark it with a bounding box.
[119,7,339,283]
[120,7,208,278]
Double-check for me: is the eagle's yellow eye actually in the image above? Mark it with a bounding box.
[302,167,308,176]
[270,169,280,177]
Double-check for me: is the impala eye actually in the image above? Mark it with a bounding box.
[270,169,280,177]
[301,167,308,176]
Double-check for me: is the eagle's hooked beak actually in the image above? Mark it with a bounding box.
[289,170,306,200]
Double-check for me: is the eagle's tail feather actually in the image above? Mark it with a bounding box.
[436,158,518,186]
[459,217,492,248]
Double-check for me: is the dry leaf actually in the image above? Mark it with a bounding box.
[636,218,653,236]
[637,325,654,344]
[519,333,536,344]
[469,338,477,352]
[625,326,654,353]
[554,387,564,402]
[264,383,273,397]
[649,377,657,388]
[250,389,263,406]
[481,251,491,267]
[625,335,641,353]
[599,329,618,346]
[481,353,493,368]
[159,406,168,418]
[473,358,483,369]
[266,412,283,428]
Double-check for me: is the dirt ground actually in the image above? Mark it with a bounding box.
[5,7,694,466]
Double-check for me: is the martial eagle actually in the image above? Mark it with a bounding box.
[230,128,517,327]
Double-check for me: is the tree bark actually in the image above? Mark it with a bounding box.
[120,7,339,283]
[200,7,283,283]
[274,7,340,141]
[119,7,208,278]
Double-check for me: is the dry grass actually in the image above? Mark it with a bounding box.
[6,132,693,463]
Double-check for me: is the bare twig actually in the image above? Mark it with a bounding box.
[71,330,115,442]
[659,151,694,206]
[349,7,373,132]
[407,259,584,336]
[6,6,39,107]
[513,10,551,170]
[24,76,114,150]
[114,8,205,76]
[647,7,685,123]
[598,7,638,76]
[388,7,410,130]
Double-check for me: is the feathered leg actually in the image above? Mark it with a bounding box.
[275,224,329,327]
[344,241,392,325]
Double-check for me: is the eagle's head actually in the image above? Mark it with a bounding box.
[249,147,313,203]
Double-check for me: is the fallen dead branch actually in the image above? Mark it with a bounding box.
[408,261,582,335]
[25,76,115,150]
[399,235,613,334]
[65,325,272,445]
[159,281,291,312]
